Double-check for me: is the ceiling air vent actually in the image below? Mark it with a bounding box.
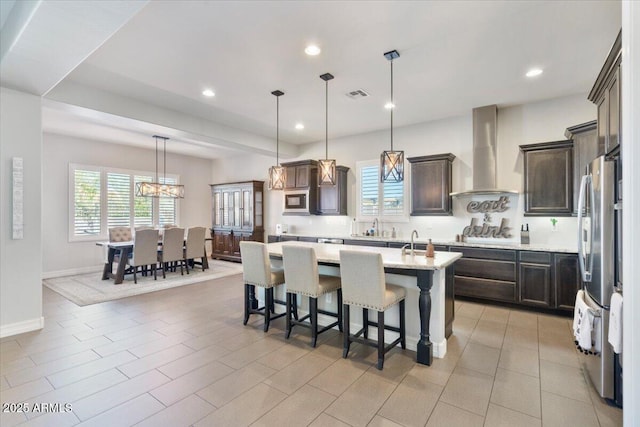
[346,89,369,99]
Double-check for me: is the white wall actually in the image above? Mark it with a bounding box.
[0,87,43,337]
[213,93,595,248]
[42,133,214,275]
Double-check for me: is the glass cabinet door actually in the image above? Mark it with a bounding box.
[255,190,263,228]
[241,188,253,229]
[233,190,241,227]
[213,191,222,227]
[222,191,230,227]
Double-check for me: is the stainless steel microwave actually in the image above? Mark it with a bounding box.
[283,190,311,215]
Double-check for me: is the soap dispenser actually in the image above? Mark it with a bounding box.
[426,239,435,258]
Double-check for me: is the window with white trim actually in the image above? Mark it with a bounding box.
[356,160,408,220]
[69,164,180,241]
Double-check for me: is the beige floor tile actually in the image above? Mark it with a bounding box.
[252,384,336,427]
[541,391,600,427]
[508,311,538,330]
[445,333,468,359]
[196,361,275,407]
[440,367,493,416]
[365,348,416,384]
[502,325,538,351]
[150,360,234,406]
[92,331,166,357]
[425,401,484,427]
[17,411,79,427]
[453,315,478,336]
[29,336,111,364]
[480,307,511,324]
[134,394,215,427]
[104,319,169,341]
[0,409,27,427]
[127,332,194,358]
[72,370,170,421]
[263,353,333,395]
[456,302,485,319]
[367,415,405,427]
[157,344,231,379]
[405,357,456,387]
[540,359,591,403]
[73,393,164,427]
[1,355,35,375]
[118,344,194,378]
[194,383,287,427]
[256,340,310,370]
[587,385,623,427]
[308,357,369,396]
[469,320,506,349]
[7,350,101,387]
[308,333,345,361]
[325,372,397,427]
[1,375,10,391]
[538,341,580,367]
[498,346,539,377]
[378,373,443,427]
[490,368,541,418]
[457,342,500,376]
[0,378,53,403]
[217,337,285,369]
[47,351,137,388]
[484,403,541,427]
[308,413,351,427]
[0,339,21,353]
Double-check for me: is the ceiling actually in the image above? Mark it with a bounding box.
[11,1,624,158]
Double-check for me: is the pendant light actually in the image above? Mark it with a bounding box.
[380,49,404,183]
[268,90,286,190]
[318,72,336,186]
[135,135,185,198]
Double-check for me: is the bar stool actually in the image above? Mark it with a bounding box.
[239,241,291,332]
[282,245,342,347]
[339,250,406,370]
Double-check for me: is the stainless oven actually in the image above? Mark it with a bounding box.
[283,190,312,215]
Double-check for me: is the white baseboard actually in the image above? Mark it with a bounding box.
[42,265,103,279]
[1,317,44,338]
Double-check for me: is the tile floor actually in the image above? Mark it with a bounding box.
[0,272,623,426]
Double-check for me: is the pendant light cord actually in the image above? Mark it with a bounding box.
[155,136,159,183]
[390,59,394,152]
[325,79,329,160]
[276,95,279,165]
[163,137,167,183]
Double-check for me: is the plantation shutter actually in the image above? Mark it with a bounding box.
[107,172,131,228]
[360,165,379,216]
[73,169,101,235]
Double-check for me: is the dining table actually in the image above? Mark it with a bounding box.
[266,241,462,366]
[96,239,210,285]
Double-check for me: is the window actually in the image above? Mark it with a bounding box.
[69,164,180,241]
[356,160,408,220]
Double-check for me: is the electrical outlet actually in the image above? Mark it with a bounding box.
[326,293,332,304]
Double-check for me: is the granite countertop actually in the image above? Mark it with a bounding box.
[267,241,462,270]
[272,233,578,253]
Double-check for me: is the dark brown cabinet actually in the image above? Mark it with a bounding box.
[565,121,598,215]
[408,153,455,216]
[282,160,317,189]
[519,251,552,308]
[210,181,264,262]
[589,31,621,157]
[317,166,349,215]
[554,253,580,311]
[520,140,574,216]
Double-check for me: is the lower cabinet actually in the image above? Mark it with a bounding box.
[554,253,580,311]
[450,247,517,303]
[519,263,552,308]
[211,230,259,262]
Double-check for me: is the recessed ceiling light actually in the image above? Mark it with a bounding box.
[202,89,215,97]
[525,68,543,78]
[384,102,395,110]
[305,45,321,56]
[295,123,305,130]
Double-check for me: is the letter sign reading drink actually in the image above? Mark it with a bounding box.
[461,196,512,239]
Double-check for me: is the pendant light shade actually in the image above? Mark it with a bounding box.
[318,73,336,186]
[268,90,286,190]
[381,49,404,183]
[135,135,185,198]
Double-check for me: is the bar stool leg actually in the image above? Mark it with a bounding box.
[343,304,351,358]
[310,297,318,347]
[292,295,299,320]
[377,310,385,370]
[285,292,293,339]
[264,289,272,332]
[400,299,406,349]
[363,308,369,339]
[243,284,251,325]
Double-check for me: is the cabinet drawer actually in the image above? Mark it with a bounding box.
[449,247,516,262]
[455,276,516,302]
[454,258,516,282]
[344,239,388,247]
[519,251,551,264]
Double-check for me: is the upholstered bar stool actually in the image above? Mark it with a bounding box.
[239,241,291,332]
[339,250,406,370]
[282,245,342,347]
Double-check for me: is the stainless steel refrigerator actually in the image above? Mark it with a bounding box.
[577,155,615,400]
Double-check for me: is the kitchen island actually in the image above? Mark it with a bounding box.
[267,241,462,365]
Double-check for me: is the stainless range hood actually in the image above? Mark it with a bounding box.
[450,105,518,197]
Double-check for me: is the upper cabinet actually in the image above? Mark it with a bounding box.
[565,121,598,215]
[520,140,573,216]
[281,160,317,189]
[588,30,621,158]
[317,166,349,215]
[408,153,455,216]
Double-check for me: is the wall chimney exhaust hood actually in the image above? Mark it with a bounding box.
[450,105,518,197]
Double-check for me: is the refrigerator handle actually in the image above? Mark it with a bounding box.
[577,174,592,282]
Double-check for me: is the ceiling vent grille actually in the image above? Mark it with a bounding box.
[346,89,369,99]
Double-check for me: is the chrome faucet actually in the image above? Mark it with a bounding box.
[372,218,379,237]
[411,230,419,253]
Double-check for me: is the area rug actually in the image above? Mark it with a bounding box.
[43,260,243,306]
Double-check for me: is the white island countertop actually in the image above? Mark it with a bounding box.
[267,241,462,270]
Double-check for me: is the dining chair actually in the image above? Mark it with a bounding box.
[339,250,406,370]
[239,241,291,332]
[159,227,185,278]
[282,245,342,347]
[184,226,206,273]
[107,227,133,265]
[126,228,159,283]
